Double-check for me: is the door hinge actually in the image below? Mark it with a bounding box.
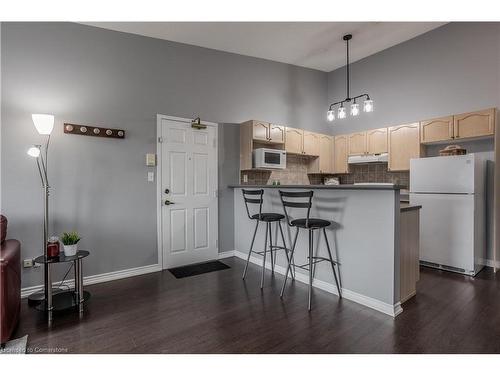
[158,136,163,143]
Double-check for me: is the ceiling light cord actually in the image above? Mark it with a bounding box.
[346,35,350,100]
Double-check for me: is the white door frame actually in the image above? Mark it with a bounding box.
[156,114,219,269]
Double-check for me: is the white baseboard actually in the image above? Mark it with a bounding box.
[21,263,162,299]
[233,250,402,318]
[218,250,235,259]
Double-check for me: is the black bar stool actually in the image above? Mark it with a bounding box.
[241,189,295,288]
[279,190,341,310]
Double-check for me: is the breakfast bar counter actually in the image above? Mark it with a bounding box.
[229,184,419,317]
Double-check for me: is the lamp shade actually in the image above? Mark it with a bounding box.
[32,114,54,135]
[27,146,41,158]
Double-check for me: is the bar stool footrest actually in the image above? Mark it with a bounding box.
[252,246,292,256]
[295,257,338,270]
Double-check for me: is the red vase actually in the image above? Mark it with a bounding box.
[47,237,60,258]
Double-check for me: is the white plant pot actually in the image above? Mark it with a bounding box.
[63,244,78,256]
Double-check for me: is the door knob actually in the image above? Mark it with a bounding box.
[164,188,170,194]
[164,200,174,205]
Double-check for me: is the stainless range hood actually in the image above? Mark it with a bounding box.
[348,153,388,164]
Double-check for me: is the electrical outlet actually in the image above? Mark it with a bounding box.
[23,258,33,268]
[243,174,248,183]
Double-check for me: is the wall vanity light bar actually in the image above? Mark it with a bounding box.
[64,123,125,139]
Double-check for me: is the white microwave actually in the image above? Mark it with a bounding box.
[253,148,287,169]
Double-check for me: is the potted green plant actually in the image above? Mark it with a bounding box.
[61,231,81,256]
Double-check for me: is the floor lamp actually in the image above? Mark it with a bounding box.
[26,114,60,311]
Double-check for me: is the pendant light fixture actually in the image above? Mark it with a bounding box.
[327,34,373,122]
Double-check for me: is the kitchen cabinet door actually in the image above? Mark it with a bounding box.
[453,108,495,139]
[268,124,285,144]
[303,131,320,156]
[318,134,333,173]
[285,127,304,154]
[333,135,349,174]
[366,128,388,154]
[388,123,422,171]
[420,116,454,143]
[252,121,270,141]
[348,132,367,155]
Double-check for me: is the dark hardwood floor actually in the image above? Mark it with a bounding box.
[14,257,500,353]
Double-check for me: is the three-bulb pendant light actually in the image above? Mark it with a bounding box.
[327,34,373,122]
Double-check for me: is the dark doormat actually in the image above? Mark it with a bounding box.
[168,260,230,279]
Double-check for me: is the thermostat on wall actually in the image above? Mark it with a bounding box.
[146,153,156,167]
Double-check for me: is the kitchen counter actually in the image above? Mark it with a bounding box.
[400,203,422,212]
[231,184,408,317]
[229,184,403,191]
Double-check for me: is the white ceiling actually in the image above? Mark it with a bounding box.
[83,22,446,72]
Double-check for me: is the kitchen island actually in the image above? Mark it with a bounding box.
[229,184,420,317]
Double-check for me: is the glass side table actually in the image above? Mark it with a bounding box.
[33,250,90,320]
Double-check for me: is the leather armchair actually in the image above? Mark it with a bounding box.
[1,215,21,344]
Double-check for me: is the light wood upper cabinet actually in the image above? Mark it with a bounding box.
[308,134,333,174]
[303,131,320,157]
[366,128,388,154]
[268,124,285,144]
[319,135,334,173]
[348,132,367,156]
[252,121,269,142]
[388,123,422,171]
[333,135,349,174]
[454,108,495,139]
[285,127,304,154]
[420,116,454,143]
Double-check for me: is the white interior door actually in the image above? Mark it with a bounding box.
[158,116,218,269]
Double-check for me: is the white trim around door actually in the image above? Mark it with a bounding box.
[156,114,219,269]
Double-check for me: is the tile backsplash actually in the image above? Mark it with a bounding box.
[240,154,319,185]
[335,163,409,187]
[240,157,409,188]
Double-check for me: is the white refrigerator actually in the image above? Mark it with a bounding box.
[409,154,485,276]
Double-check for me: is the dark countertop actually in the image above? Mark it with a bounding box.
[400,203,422,212]
[228,184,403,191]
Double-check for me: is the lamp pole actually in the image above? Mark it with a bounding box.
[27,114,58,316]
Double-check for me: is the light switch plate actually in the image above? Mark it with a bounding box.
[146,153,156,167]
[147,171,155,182]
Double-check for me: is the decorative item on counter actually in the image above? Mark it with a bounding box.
[324,177,340,185]
[64,123,125,139]
[47,236,60,258]
[272,180,281,186]
[439,145,466,156]
[61,231,81,256]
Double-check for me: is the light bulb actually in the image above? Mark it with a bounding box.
[338,106,346,119]
[363,99,374,113]
[327,110,335,122]
[351,103,360,116]
[32,114,54,135]
[27,146,41,158]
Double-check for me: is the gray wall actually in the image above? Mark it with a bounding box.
[1,22,328,288]
[217,123,240,253]
[328,22,500,134]
[328,22,500,261]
